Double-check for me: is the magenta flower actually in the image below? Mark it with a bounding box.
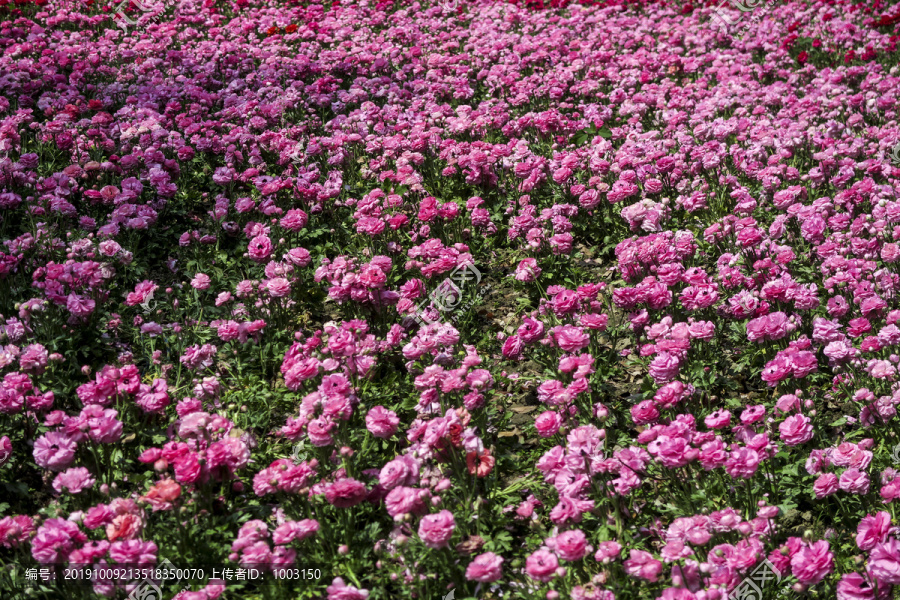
[324,479,367,508]
[248,235,274,262]
[856,512,894,551]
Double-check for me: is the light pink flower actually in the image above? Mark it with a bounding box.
[779,414,813,446]
[525,548,559,582]
[623,549,662,582]
[465,551,504,582]
[365,406,399,438]
[790,540,834,585]
[52,467,95,494]
[418,510,455,549]
[326,577,368,600]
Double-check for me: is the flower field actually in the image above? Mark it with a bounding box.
[3,0,900,598]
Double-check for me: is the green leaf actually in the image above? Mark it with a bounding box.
[781,461,800,477]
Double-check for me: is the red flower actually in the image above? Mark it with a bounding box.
[266,26,279,35]
[797,51,808,64]
[466,450,495,478]
[285,23,298,33]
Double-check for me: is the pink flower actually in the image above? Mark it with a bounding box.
[623,549,662,582]
[141,479,182,511]
[52,467,95,494]
[836,572,880,600]
[551,325,589,352]
[631,400,659,426]
[594,541,622,563]
[779,414,813,446]
[109,539,157,565]
[518,317,546,343]
[273,519,320,544]
[839,468,870,495]
[324,479,367,508]
[0,436,10,464]
[173,453,201,484]
[379,457,418,490]
[790,540,834,585]
[515,258,541,282]
[502,335,524,359]
[136,379,170,413]
[704,410,731,430]
[761,355,792,385]
[66,293,96,317]
[307,417,335,446]
[266,277,291,297]
[525,548,559,582]
[813,473,838,498]
[648,352,681,384]
[553,529,589,561]
[384,486,426,518]
[326,577,369,600]
[280,209,308,232]
[191,273,211,290]
[465,551,504,582]
[33,432,77,471]
[365,406,399,438]
[724,447,759,479]
[0,515,34,548]
[535,411,563,437]
[285,247,311,267]
[581,313,608,330]
[19,344,49,374]
[418,510,455,549]
[870,538,900,584]
[248,235,273,262]
[857,512,894,551]
[31,518,87,563]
